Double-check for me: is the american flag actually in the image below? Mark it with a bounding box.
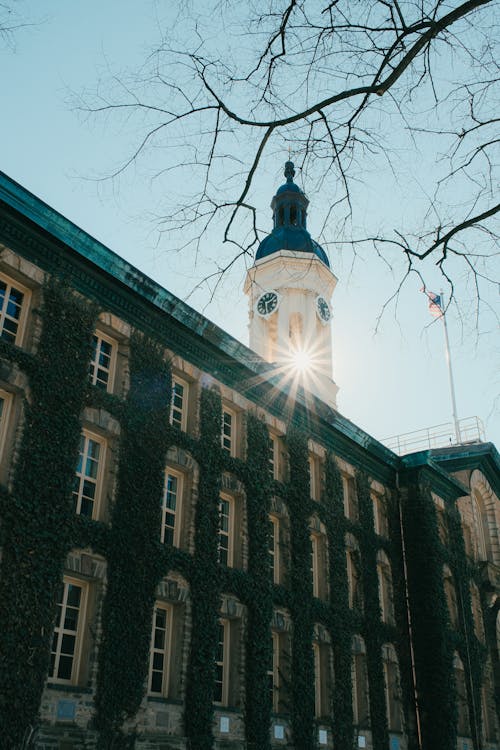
[420,287,443,318]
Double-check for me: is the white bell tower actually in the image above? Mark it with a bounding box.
[244,162,338,409]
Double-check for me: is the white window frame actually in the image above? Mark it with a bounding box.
[214,619,229,705]
[222,407,237,456]
[0,388,13,462]
[170,376,188,432]
[160,468,183,547]
[309,455,320,500]
[89,331,117,392]
[148,603,172,696]
[269,515,280,584]
[73,430,106,520]
[49,577,87,685]
[0,271,30,346]
[269,434,278,480]
[218,494,234,567]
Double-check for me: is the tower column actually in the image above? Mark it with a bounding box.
[244,162,339,409]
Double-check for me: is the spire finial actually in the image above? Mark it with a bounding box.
[284,160,295,182]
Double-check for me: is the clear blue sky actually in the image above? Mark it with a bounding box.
[1,0,498,449]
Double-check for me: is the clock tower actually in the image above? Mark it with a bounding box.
[244,161,338,408]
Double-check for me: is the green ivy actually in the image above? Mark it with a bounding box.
[243,414,273,750]
[184,387,223,750]
[322,453,354,750]
[0,278,487,750]
[357,471,389,750]
[285,426,316,750]
[402,482,457,750]
[0,280,97,748]
[447,503,486,750]
[94,333,172,748]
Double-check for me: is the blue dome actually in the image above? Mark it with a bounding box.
[256,228,330,267]
[255,160,330,268]
[276,181,303,195]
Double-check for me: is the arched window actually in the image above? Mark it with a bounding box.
[352,635,369,727]
[377,551,395,625]
[382,644,403,732]
[271,608,292,713]
[149,573,190,700]
[443,565,459,629]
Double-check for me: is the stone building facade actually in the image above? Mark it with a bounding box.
[0,170,498,750]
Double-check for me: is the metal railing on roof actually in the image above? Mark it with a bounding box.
[382,416,486,456]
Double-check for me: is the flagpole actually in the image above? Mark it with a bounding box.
[440,291,462,445]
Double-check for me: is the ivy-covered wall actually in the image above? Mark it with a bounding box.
[0,272,493,750]
[94,335,172,747]
[0,280,98,748]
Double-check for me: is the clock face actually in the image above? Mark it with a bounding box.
[256,291,279,317]
[316,296,331,323]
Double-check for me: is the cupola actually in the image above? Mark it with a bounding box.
[256,161,330,267]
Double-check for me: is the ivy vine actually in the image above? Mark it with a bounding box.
[243,414,273,750]
[94,334,172,748]
[402,482,457,750]
[184,387,224,750]
[0,280,97,748]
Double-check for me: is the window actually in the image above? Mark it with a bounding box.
[148,604,170,695]
[310,520,329,599]
[170,376,188,431]
[0,389,12,460]
[313,639,333,719]
[269,632,279,712]
[89,333,116,391]
[222,408,236,456]
[49,579,86,683]
[214,620,228,704]
[343,475,358,521]
[470,582,485,641]
[72,432,105,519]
[268,435,277,480]
[372,493,388,537]
[311,534,320,598]
[161,470,183,546]
[352,637,369,726]
[443,566,459,628]
[347,543,363,611]
[309,455,320,500]
[453,652,470,736]
[218,495,233,566]
[377,551,395,625]
[383,645,403,732]
[0,273,27,345]
[269,515,280,584]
